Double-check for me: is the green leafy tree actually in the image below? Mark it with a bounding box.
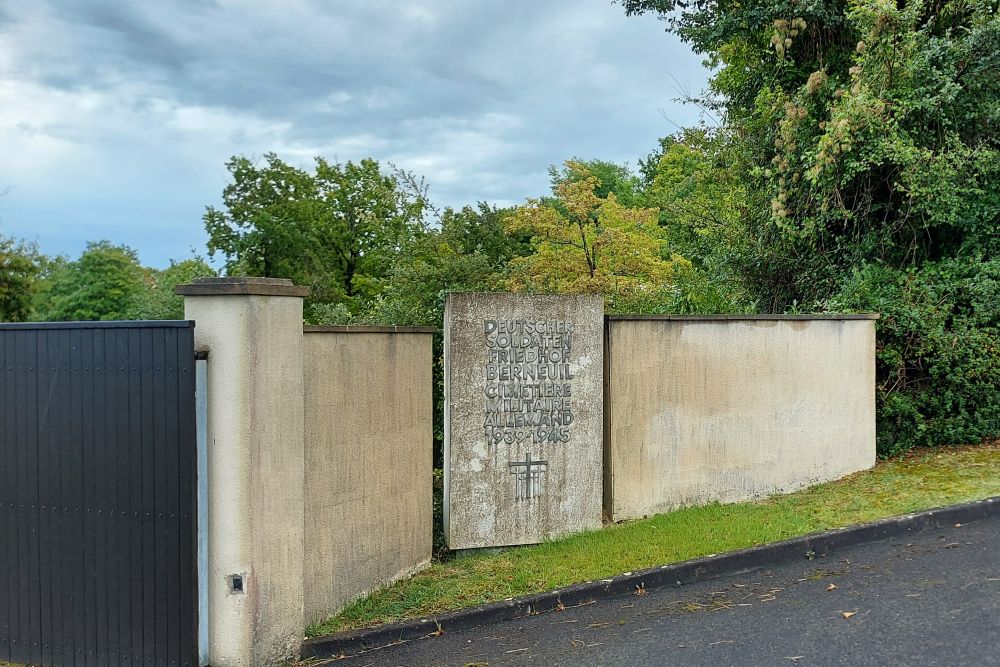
[365,204,522,327]
[0,235,40,322]
[363,203,529,472]
[624,0,1000,304]
[204,153,429,317]
[38,241,148,321]
[132,257,217,320]
[624,0,1000,451]
[642,129,753,312]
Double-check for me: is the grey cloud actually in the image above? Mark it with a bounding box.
[58,2,192,72]
[0,0,707,266]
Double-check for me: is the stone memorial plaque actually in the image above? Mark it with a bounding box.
[444,293,604,549]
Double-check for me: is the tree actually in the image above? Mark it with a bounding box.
[505,161,689,312]
[38,241,148,321]
[204,153,429,316]
[362,203,529,470]
[548,159,642,207]
[623,0,1000,305]
[642,129,754,313]
[132,257,217,320]
[623,0,1000,452]
[0,235,40,322]
[364,203,526,327]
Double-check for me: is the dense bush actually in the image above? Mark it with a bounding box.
[829,259,1000,455]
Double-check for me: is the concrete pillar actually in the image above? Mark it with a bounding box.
[176,277,309,667]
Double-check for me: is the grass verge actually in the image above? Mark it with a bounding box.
[309,442,1000,637]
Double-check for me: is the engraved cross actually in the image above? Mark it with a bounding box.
[508,452,548,501]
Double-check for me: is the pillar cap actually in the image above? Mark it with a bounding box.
[175,277,310,297]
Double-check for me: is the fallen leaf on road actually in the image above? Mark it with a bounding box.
[634,583,647,596]
[841,611,856,619]
[955,523,962,528]
[827,583,838,592]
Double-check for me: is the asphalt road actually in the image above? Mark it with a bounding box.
[329,514,1000,666]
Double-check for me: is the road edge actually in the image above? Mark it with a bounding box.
[301,495,1000,660]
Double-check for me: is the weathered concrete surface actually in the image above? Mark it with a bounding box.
[444,293,604,550]
[606,317,877,521]
[181,279,306,667]
[302,329,434,625]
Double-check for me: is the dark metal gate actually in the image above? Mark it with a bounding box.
[0,321,198,667]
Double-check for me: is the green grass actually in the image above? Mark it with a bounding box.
[309,442,1000,637]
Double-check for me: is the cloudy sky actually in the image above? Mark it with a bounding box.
[0,1,708,268]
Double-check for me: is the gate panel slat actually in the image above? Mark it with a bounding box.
[4,331,18,663]
[37,330,53,667]
[15,331,33,664]
[7,330,21,664]
[103,329,122,667]
[176,329,197,666]
[139,330,156,664]
[95,330,107,666]
[114,328,132,667]
[0,334,9,663]
[114,329,130,666]
[127,327,144,665]
[162,328,180,667]
[93,332,108,666]
[12,331,23,662]
[152,329,168,666]
[81,328,98,667]
[51,331,70,667]
[69,328,85,667]
[26,331,43,666]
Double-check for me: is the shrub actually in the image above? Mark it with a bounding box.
[828,258,1000,455]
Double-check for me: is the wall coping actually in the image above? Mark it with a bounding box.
[607,313,880,321]
[175,277,310,297]
[0,320,195,330]
[304,325,438,334]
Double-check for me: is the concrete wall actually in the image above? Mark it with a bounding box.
[606,316,877,522]
[177,278,876,661]
[179,279,437,665]
[179,278,308,667]
[302,327,434,625]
